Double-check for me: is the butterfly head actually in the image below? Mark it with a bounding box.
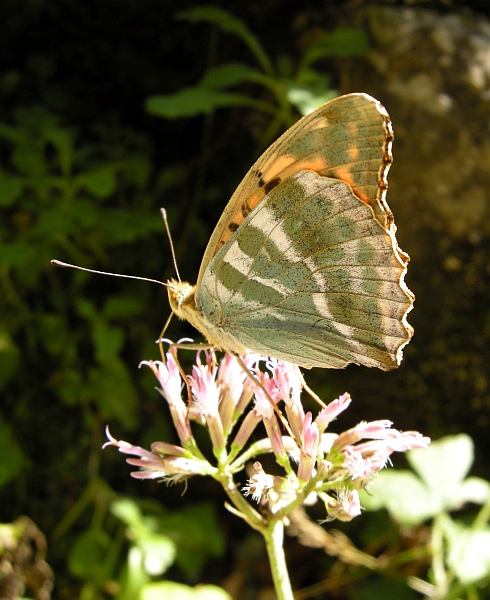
[167,279,197,318]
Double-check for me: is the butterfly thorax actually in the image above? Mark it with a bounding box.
[167,279,248,355]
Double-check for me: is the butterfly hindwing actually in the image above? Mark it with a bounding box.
[197,170,411,369]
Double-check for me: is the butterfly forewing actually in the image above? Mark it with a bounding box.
[197,93,393,290]
[197,170,412,369]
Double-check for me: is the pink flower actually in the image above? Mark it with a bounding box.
[315,393,351,432]
[103,428,206,482]
[324,489,362,522]
[140,356,192,445]
[242,461,276,503]
[297,413,319,482]
[188,351,220,419]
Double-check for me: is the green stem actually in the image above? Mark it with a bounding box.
[263,518,294,600]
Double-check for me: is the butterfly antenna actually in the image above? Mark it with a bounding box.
[160,208,182,283]
[51,260,167,287]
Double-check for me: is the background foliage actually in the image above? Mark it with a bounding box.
[1,1,489,599]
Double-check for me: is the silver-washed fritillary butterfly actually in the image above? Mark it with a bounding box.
[168,93,414,369]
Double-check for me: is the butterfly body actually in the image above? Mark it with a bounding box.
[168,94,414,370]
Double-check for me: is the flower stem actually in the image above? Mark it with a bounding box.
[263,518,294,600]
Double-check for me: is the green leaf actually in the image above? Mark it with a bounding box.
[360,470,437,526]
[351,577,417,600]
[0,415,27,488]
[88,358,138,428]
[0,329,20,390]
[95,209,164,243]
[78,167,117,198]
[141,581,232,600]
[0,241,38,268]
[68,528,113,583]
[177,6,272,75]
[0,174,24,206]
[146,88,262,119]
[158,503,225,574]
[12,146,47,178]
[139,534,176,576]
[111,499,176,577]
[111,498,144,528]
[93,321,124,360]
[303,27,369,67]
[444,518,490,584]
[408,434,474,509]
[103,295,145,320]
[200,63,261,89]
[286,86,337,116]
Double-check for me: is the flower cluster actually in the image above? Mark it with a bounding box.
[104,347,430,524]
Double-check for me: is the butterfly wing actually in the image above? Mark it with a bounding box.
[197,170,413,369]
[197,93,395,292]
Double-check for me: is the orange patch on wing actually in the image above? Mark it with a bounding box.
[347,143,359,161]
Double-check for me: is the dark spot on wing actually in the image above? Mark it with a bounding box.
[228,222,239,233]
[264,177,281,194]
[241,201,251,217]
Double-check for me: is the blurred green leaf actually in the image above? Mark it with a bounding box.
[302,27,369,68]
[0,415,27,488]
[360,470,436,526]
[141,581,232,600]
[352,578,417,600]
[0,174,24,206]
[68,528,113,583]
[146,88,268,119]
[0,329,20,390]
[200,63,262,89]
[78,167,117,198]
[89,358,138,427]
[103,296,146,320]
[0,241,38,268]
[286,86,337,116]
[361,435,490,525]
[93,322,124,360]
[12,146,47,178]
[158,503,225,574]
[443,515,490,585]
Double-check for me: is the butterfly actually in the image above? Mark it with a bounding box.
[168,93,414,370]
